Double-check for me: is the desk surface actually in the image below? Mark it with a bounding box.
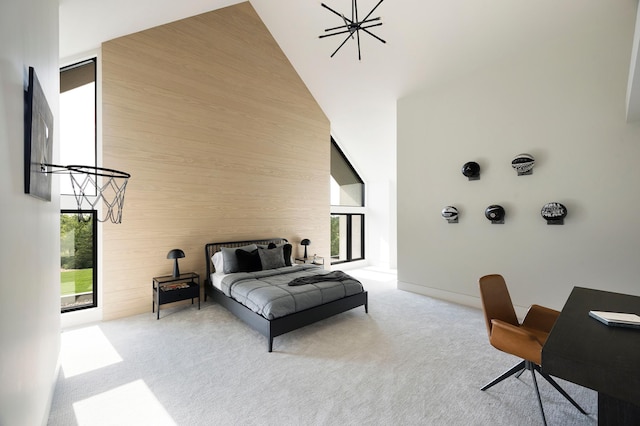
[542,286,640,406]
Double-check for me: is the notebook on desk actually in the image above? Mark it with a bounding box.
[589,310,640,329]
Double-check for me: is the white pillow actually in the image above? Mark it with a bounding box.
[212,252,224,273]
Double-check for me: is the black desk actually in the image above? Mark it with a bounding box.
[542,287,640,425]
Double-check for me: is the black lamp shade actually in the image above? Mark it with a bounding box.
[300,239,311,259]
[167,249,185,277]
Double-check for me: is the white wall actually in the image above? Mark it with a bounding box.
[397,2,640,313]
[0,0,60,424]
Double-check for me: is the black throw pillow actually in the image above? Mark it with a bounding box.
[283,243,292,266]
[236,249,261,272]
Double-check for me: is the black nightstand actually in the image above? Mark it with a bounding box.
[152,272,200,319]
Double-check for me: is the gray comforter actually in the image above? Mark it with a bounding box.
[219,265,364,320]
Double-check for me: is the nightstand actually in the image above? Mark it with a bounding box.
[294,256,324,267]
[152,272,200,319]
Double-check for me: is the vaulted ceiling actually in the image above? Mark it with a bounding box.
[60,0,640,185]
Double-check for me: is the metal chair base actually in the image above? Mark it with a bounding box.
[481,360,587,425]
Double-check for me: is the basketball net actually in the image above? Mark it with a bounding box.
[43,164,130,224]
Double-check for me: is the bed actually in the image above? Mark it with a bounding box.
[204,238,368,352]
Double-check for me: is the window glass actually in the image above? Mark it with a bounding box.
[60,211,97,312]
[330,138,364,206]
[351,214,363,259]
[60,59,96,195]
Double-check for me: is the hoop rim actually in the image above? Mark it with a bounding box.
[66,165,131,179]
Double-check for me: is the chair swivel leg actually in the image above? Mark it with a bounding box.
[534,364,587,414]
[528,361,548,426]
[481,360,526,391]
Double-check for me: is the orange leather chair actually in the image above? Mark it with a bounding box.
[478,274,586,425]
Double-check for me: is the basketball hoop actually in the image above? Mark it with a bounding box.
[44,164,130,224]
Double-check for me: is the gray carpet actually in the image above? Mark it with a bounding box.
[48,267,596,425]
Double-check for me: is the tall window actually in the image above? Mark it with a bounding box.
[330,138,365,264]
[60,58,97,312]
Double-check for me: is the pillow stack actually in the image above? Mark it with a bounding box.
[213,243,293,274]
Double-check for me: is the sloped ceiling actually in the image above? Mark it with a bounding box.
[60,0,640,185]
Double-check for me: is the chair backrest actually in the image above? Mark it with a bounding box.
[478,274,519,337]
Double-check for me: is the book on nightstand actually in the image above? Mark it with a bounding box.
[161,283,190,291]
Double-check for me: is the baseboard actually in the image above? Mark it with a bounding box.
[61,307,102,330]
[331,259,369,271]
[398,281,482,309]
[397,281,529,319]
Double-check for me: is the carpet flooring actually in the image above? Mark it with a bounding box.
[48,267,596,425]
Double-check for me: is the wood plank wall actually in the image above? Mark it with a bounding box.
[101,2,330,320]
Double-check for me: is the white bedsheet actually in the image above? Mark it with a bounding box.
[211,273,227,291]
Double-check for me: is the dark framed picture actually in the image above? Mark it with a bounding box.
[24,66,54,201]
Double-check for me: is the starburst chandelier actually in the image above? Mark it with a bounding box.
[319,0,386,60]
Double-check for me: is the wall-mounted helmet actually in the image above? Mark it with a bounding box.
[541,202,567,225]
[441,206,459,223]
[485,204,505,224]
[511,153,535,175]
[461,161,480,180]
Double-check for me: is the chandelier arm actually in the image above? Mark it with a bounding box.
[361,0,385,23]
[353,0,357,23]
[324,24,351,32]
[320,29,356,38]
[360,25,386,43]
[356,26,362,60]
[324,17,380,33]
[321,3,352,22]
[331,33,354,57]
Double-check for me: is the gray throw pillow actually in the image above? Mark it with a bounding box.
[258,245,286,270]
[221,244,257,273]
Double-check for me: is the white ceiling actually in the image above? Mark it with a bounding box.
[59,0,639,184]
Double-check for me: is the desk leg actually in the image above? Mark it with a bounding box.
[598,393,640,426]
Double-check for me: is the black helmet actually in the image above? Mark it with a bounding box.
[485,205,505,223]
[461,161,480,179]
[541,202,567,224]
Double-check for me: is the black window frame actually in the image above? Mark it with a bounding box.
[330,213,365,265]
[60,209,98,313]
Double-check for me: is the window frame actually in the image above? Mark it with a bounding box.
[59,56,99,314]
[59,58,98,196]
[60,209,98,313]
[330,137,366,265]
[330,213,365,265]
[331,137,365,207]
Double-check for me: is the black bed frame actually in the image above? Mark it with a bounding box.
[204,238,368,352]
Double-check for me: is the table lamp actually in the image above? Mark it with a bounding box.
[167,249,185,278]
[300,239,311,259]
